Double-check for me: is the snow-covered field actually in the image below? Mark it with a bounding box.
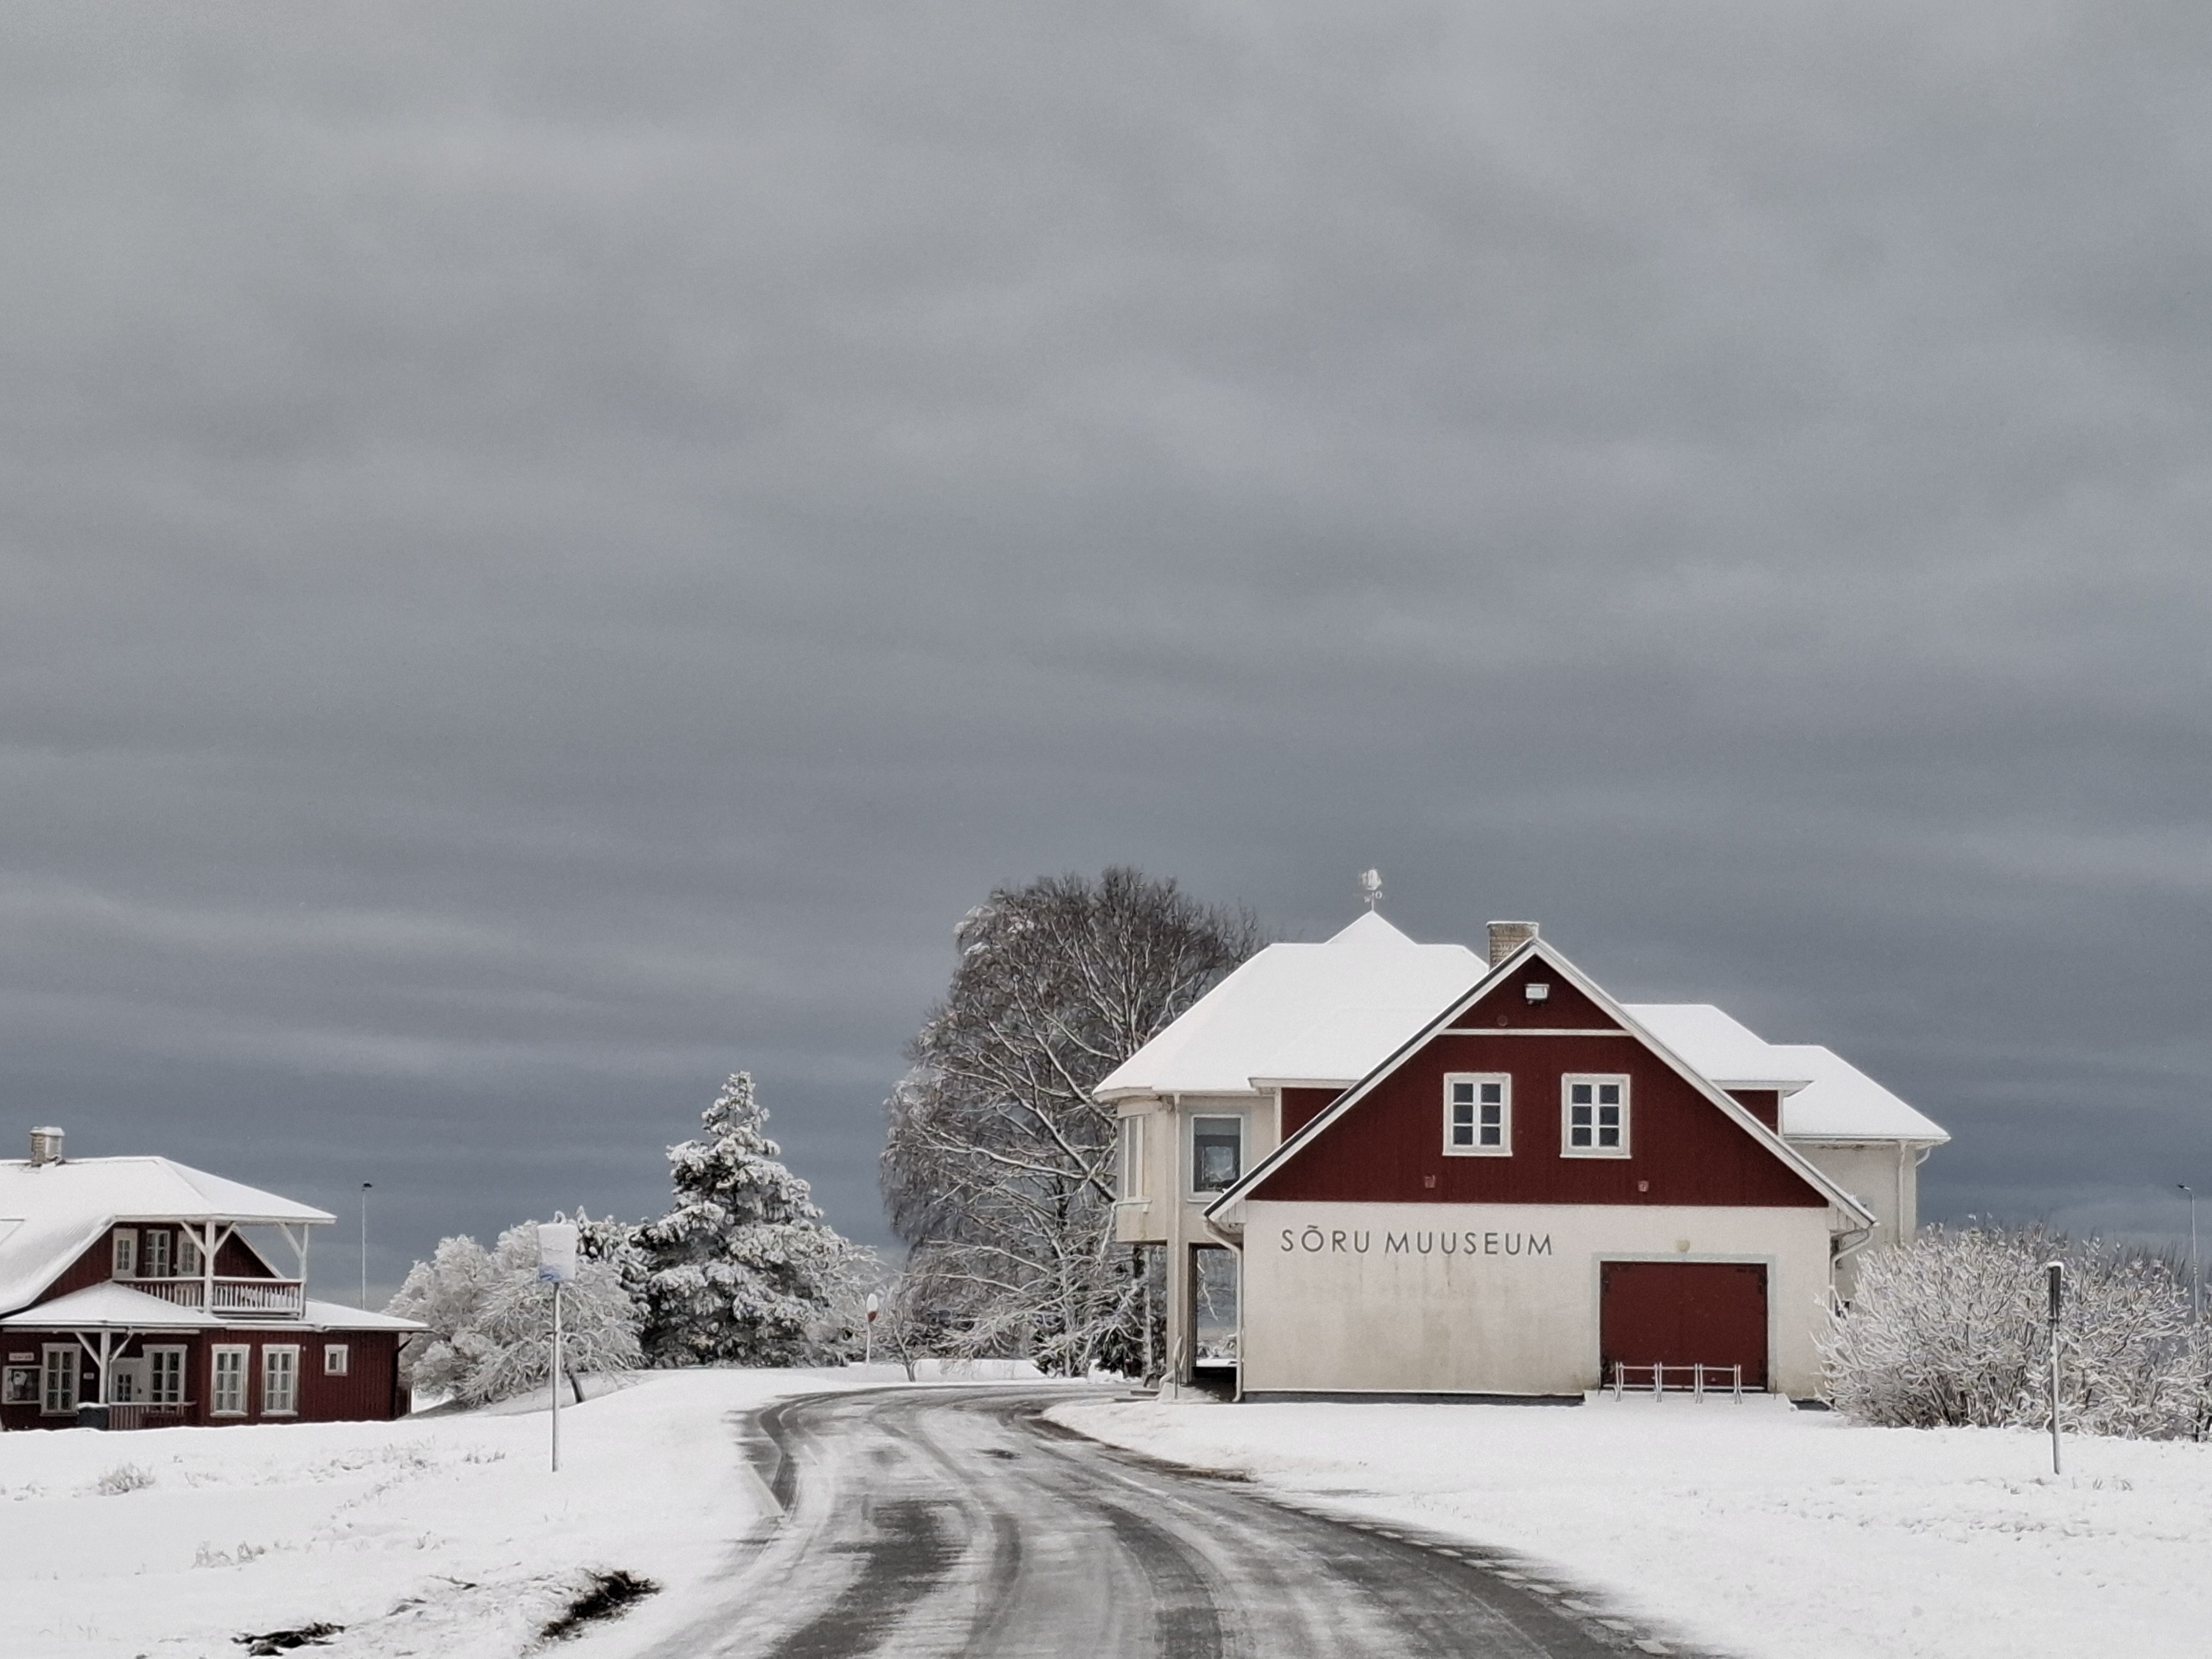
[1052,1393,2212,1659]
[0,1366,909,1659]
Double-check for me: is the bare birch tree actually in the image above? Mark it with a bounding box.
[882,868,1261,1375]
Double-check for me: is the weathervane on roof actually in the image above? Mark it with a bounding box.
[1358,869,1382,911]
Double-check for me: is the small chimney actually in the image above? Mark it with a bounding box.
[1487,920,1539,966]
[28,1126,64,1167]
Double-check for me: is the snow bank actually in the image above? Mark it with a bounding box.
[0,1367,877,1659]
[1051,1393,2212,1659]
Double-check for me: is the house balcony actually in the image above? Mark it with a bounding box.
[129,1277,305,1319]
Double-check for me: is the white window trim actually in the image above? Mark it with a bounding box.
[323,1343,350,1377]
[41,1343,78,1416]
[1189,1114,1245,1198]
[262,1345,301,1417]
[210,1344,250,1417]
[112,1227,138,1277]
[142,1227,171,1279]
[1118,1114,1147,1201]
[1443,1072,1513,1157]
[146,1345,187,1406]
[1561,1073,1631,1158]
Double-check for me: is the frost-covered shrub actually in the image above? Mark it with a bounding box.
[1823,1225,2206,1438]
[388,1218,643,1407]
[94,1462,155,1495]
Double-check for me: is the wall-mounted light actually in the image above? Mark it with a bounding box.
[1524,982,1551,1004]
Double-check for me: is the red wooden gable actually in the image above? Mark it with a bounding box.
[1247,958,1829,1210]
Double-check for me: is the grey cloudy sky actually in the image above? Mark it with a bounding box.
[3,2,2208,1294]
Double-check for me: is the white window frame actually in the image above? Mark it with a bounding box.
[1562,1073,1631,1158]
[262,1346,300,1416]
[1189,1115,1244,1196]
[112,1227,138,1277]
[1118,1114,1147,1200]
[142,1227,171,1279]
[1443,1073,1513,1156]
[210,1345,249,1417]
[177,1230,203,1277]
[41,1344,78,1416]
[324,1343,350,1377]
[146,1345,186,1406]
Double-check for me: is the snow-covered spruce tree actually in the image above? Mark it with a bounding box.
[1822,1224,2201,1437]
[881,868,1261,1376]
[387,1218,644,1406]
[636,1072,854,1367]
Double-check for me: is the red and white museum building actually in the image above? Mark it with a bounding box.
[1102,915,1949,1400]
[0,1130,420,1430]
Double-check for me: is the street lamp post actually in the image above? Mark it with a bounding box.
[2181,1185,2200,1325]
[359,1182,373,1310]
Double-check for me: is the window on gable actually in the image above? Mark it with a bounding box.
[112,1229,138,1277]
[1444,1074,1512,1156]
[1191,1116,1243,1193]
[1563,1075,1630,1156]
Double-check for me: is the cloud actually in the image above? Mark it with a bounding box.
[0,1,2207,1283]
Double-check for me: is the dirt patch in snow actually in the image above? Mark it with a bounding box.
[538,1568,659,1643]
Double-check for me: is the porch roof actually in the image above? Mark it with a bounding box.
[0,1281,216,1330]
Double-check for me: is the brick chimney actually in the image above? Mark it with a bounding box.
[28,1126,64,1167]
[1487,921,1539,966]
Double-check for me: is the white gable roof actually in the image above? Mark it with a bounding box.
[1094,912,1485,1101]
[1627,1005,1948,1144]
[0,1156,333,1315]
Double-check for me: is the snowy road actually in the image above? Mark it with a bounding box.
[647,1386,1681,1659]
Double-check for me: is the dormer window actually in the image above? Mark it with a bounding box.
[111,1229,138,1277]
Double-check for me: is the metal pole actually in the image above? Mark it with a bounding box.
[551,1279,563,1474]
[359,1182,372,1310]
[2181,1186,2200,1325]
[2046,1261,2064,1476]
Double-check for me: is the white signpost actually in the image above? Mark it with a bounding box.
[538,1220,579,1474]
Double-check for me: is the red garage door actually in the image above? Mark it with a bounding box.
[1599,1261,1768,1389]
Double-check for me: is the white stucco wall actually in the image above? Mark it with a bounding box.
[1239,1200,1837,1398]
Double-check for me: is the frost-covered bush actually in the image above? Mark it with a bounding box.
[94,1462,155,1495]
[1823,1225,2207,1438]
[388,1217,643,1407]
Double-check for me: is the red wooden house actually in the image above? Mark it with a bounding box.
[0,1129,421,1430]
[1103,916,1950,1400]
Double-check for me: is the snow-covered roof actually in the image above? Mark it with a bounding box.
[0,1281,217,1329]
[1627,1005,1949,1144]
[1094,912,1486,1100]
[0,1285,423,1333]
[301,1300,425,1332]
[0,1156,334,1315]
